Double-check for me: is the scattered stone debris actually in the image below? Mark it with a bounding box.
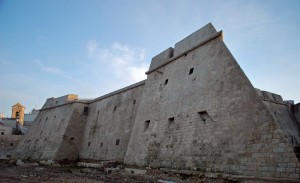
[1,161,299,183]
[125,168,147,175]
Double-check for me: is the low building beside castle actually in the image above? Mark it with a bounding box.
[14,23,300,180]
[0,103,39,159]
[0,103,39,135]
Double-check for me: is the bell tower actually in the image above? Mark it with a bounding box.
[12,103,25,125]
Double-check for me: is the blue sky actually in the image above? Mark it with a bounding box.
[0,0,299,116]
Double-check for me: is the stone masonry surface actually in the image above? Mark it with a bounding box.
[13,23,300,180]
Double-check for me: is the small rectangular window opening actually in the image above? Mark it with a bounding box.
[168,117,175,127]
[83,107,89,115]
[144,120,150,132]
[189,68,194,75]
[88,141,91,147]
[1,132,4,135]
[116,139,120,145]
[164,79,168,85]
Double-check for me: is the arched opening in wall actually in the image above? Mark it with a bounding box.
[116,139,120,145]
[189,68,194,75]
[100,142,103,147]
[168,117,175,127]
[144,120,150,132]
[88,141,91,147]
[164,79,168,85]
[10,143,13,146]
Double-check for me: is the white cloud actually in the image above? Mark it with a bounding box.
[127,66,148,82]
[86,41,148,82]
[34,60,64,75]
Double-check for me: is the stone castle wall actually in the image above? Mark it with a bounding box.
[0,135,22,159]
[79,81,145,162]
[15,101,88,160]
[13,23,300,180]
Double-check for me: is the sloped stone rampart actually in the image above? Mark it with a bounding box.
[14,23,300,180]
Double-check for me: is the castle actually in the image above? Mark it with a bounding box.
[14,23,300,180]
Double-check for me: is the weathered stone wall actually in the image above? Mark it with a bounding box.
[79,81,145,162]
[54,102,88,160]
[0,125,12,135]
[257,89,300,147]
[13,23,300,180]
[125,24,300,179]
[0,135,22,159]
[14,101,88,161]
[42,94,78,109]
[293,103,300,127]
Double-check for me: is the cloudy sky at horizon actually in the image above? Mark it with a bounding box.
[0,0,299,116]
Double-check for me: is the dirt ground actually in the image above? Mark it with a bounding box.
[0,161,236,183]
[0,162,298,183]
